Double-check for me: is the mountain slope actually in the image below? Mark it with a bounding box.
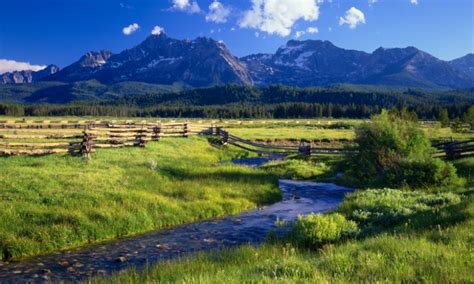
[359,47,473,89]
[243,41,474,89]
[450,54,474,79]
[1,65,59,84]
[49,34,252,87]
[46,50,112,82]
[8,35,470,90]
[242,40,370,86]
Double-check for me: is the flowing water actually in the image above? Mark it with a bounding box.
[0,156,352,282]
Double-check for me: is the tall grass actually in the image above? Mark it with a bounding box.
[94,158,474,283]
[94,190,473,283]
[0,137,281,260]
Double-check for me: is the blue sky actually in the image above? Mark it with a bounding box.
[0,0,472,72]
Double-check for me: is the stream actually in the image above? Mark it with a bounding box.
[0,156,352,282]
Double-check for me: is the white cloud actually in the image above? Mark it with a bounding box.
[206,1,230,23]
[410,0,418,5]
[306,26,319,34]
[239,0,321,37]
[368,0,378,5]
[151,26,165,35]
[295,26,318,38]
[171,0,200,13]
[0,59,46,74]
[119,3,134,9]
[295,30,305,38]
[122,23,140,35]
[339,7,365,29]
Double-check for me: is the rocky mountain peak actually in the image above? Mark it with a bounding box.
[79,50,112,68]
[20,35,473,89]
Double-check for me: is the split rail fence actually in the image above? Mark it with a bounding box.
[0,120,213,157]
[1,120,472,160]
[216,128,352,156]
[432,138,474,160]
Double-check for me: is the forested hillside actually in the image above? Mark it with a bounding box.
[1,84,472,119]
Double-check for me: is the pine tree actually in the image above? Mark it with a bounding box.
[438,108,450,127]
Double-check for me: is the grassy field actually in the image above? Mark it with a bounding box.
[0,137,281,260]
[1,116,473,282]
[94,157,474,283]
[1,116,471,141]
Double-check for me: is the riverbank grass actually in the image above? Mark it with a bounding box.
[94,157,473,283]
[0,136,281,260]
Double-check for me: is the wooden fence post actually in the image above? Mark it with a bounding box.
[211,123,217,135]
[135,125,148,147]
[80,125,94,159]
[184,122,189,137]
[298,140,311,156]
[152,124,161,141]
[220,129,229,145]
[444,138,459,160]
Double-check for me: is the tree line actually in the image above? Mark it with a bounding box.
[0,84,472,120]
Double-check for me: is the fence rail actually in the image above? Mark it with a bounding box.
[0,121,210,158]
[1,121,472,160]
[432,138,474,160]
[216,128,351,156]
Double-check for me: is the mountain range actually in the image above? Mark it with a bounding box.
[1,65,59,84]
[2,33,473,90]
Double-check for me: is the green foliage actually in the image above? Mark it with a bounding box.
[438,108,450,127]
[1,84,473,119]
[93,192,474,283]
[463,106,474,129]
[289,213,358,249]
[261,159,334,180]
[384,158,460,188]
[339,188,461,230]
[349,109,460,187]
[0,137,281,260]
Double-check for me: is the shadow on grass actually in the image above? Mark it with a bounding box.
[158,166,282,205]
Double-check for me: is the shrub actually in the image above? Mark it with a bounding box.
[339,188,461,229]
[384,158,459,188]
[348,110,460,188]
[289,213,358,249]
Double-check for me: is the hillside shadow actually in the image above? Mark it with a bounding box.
[26,84,75,103]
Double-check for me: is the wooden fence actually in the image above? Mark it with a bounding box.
[217,129,474,160]
[216,128,352,156]
[432,138,474,160]
[1,121,472,160]
[0,121,214,157]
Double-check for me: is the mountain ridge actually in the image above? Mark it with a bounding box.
[2,34,473,90]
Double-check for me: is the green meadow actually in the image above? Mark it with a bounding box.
[94,157,474,283]
[0,116,473,283]
[0,137,281,260]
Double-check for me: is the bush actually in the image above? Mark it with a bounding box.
[384,158,459,188]
[349,110,460,188]
[339,188,461,229]
[289,213,358,249]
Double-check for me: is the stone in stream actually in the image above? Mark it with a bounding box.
[115,256,127,263]
[58,260,70,267]
[40,268,51,274]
